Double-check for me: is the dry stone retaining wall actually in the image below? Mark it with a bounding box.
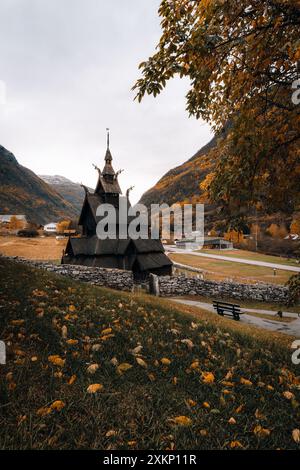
[5,257,134,291]
[156,274,289,303]
[2,256,289,302]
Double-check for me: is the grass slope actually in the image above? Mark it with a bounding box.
[0,258,300,450]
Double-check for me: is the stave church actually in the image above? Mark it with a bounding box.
[61,133,172,280]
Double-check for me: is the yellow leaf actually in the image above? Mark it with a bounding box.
[10,320,25,326]
[190,360,200,370]
[172,416,192,426]
[48,355,65,367]
[202,372,215,384]
[87,383,103,394]
[283,391,295,400]
[69,305,76,312]
[136,357,147,368]
[240,377,253,386]
[101,328,112,336]
[161,358,171,366]
[36,406,52,417]
[87,364,99,374]
[230,441,243,449]
[68,374,77,385]
[187,399,197,407]
[66,339,78,345]
[203,402,210,409]
[50,400,65,411]
[228,417,236,425]
[117,363,133,374]
[253,425,271,438]
[292,429,300,443]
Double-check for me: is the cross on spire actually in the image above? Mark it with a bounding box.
[106,128,110,150]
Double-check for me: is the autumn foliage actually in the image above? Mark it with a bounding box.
[134,0,300,217]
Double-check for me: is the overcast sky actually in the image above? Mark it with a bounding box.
[0,0,213,203]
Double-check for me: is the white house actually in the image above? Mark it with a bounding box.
[43,222,58,233]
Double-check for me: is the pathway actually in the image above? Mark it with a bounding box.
[171,298,300,337]
[167,248,300,273]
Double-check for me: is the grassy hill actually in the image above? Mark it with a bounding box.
[0,146,78,224]
[0,257,300,450]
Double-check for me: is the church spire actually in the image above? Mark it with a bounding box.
[104,127,112,164]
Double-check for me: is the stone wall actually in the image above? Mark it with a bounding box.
[157,274,289,303]
[6,257,134,292]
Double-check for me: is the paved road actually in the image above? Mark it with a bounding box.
[167,248,300,273]
[171,298,300,337]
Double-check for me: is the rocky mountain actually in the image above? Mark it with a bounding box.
[0,145,78,225]
[39,175,90,215]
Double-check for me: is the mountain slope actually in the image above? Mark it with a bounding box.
[139,133,218,208]
[0,145,78,224]
[39,175,89,215]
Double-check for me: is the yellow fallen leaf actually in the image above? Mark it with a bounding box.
[172,416,192,426]
[66,339,78,345]
[186,399,197,407]
[106,430,117,437]
[36,406,52,417]
[190,360,200,370]
[117,363,133,374]
[48,355,65,367]
[136,357,147,368]
[87,364,99,374]
[253,425,271,438]
[10,320,25,326]
[68,374,77,385]
[230,441,243,449]
[203,402,210,409]
[101,327,112,336]
[202,372,215,384]
[31,356,38,362]
[87,383,103,394]
[292,429,300,443]
[50,400,65,411]
[283,391,295,400]
[228,417,236,425]
[69,305,76,312]
[240,377,253,386]
[161,358,171,366]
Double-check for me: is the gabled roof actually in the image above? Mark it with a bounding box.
[135,252,173,271]
[67,236,131,256]
[95,175,122,195]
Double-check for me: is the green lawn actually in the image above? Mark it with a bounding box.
[171,253,292,285]
[1,258,300,450]
[198,249,300,267]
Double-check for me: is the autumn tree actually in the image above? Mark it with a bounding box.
[134,0,300,217]
[56,220,71,234]
[9,216,24,230]
[290,216,300,234]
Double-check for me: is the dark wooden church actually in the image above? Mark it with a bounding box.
[62,133,172,279]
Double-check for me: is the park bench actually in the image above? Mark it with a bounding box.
[213,300,242,321]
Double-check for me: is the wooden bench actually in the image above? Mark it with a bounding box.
[213,300,242,321]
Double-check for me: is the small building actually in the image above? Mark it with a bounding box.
[0,214,28,227]
[44,222,58,233]
[175,236,233,250]
[62,133,172,280]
